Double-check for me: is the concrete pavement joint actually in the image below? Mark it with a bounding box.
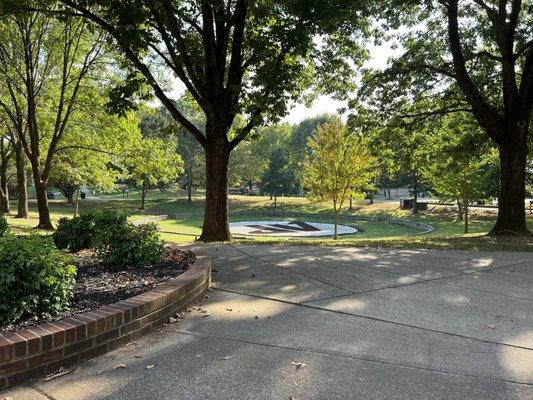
[228,244,530,304]
[214,287,533,352]
[301,260,532,304]
[30,384,58,400]
[227,244,358,295]
[167,327,533,387]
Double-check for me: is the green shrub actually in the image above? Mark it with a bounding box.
[0,215,7,237]
[53,210,128,251]
[0,235,76,326]
[53,210,163,270]
[94,222,164,269]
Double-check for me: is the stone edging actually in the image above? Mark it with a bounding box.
[164,211,434,235]
[0,254,211,390]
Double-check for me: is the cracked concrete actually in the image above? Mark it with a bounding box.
[2,244,532,399]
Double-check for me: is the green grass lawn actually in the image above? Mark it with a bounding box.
[4,189,533,251]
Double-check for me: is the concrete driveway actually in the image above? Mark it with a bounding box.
[3,245,533,399]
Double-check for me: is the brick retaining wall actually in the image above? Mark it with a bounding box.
[0,254,211,390]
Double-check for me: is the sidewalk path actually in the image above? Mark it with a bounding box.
[3,245,532,399]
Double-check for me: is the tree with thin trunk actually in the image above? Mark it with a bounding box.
[362,0,532,235]
[127,138,183,210]
[0,13,105,228]
[0,136,12,214]
[422,113,496,234]
[32,0,371,241]
[261,146,297,208]
[302,117,376,239]
[10,132,28,218]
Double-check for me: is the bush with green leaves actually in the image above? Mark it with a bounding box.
[0,215,7,237]
[0,235,77,326]
[94,222,164,269]
[53,210,128,251]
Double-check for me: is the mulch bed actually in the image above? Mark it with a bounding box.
[1,246,195,333]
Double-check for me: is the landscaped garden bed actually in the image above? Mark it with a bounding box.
[0,211,211,389]
[1,246,195,333]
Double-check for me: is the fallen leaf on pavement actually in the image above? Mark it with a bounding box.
[487,324,496,329]
[114,363,127,370]
[220,356,232,360]
[145,364,156,370]
[291,361,307,369]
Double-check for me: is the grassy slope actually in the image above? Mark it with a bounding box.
[5,189,533,251]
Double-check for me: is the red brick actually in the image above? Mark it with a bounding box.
[26,327,53,352]
[64,338,94,357]
[7,365,46,386]
[39,323,66,348]
[107,334,132,351]
[78,343,108,361]
[2,333,27,358]
[70,315,97,337]
[52,321,77,343]
[28,349,63,368]
[84,312,107,334]
[0,335,13,362]
[94,328,119,345]
[17,330,40,356]
[0,359,28,375]
[61,318,87,341]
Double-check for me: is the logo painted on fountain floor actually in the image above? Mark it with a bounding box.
[229,220,358,236]
[247,220,321,234]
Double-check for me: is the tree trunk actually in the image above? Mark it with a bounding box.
[333,211,338,240]
[0,190,7,214]
[34,179,53,229]
[412,181,419,214]
[74,188,80,217]
[349,196,353,210]
[199,142,231,242]
[463,199,469,234]
[140,186,147,210]
[274,196,277,209]
[14,142,28,219]
[456,200,464,221]
[387,189,392,200]
[66,190,75,206]
[489,141,529,235]
[0,155,9,214]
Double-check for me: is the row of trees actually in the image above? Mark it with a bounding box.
[0,13,182,227]
[2,0,531,240]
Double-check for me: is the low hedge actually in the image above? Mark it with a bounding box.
[0,235,76,326]
[54,210,164,270]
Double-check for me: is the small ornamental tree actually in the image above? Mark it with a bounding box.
[303,117,376,239]
[127,138,183,210]
[261,146,297,208]
[423,115,496,234]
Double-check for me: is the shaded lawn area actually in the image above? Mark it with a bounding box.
[4,189,533,251]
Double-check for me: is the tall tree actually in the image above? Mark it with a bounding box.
[302,117,376,239]
[363,0,532,235]
[0,12,105,228]
[30,0,370,241]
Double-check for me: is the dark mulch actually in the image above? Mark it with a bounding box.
[2,246,195,333]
